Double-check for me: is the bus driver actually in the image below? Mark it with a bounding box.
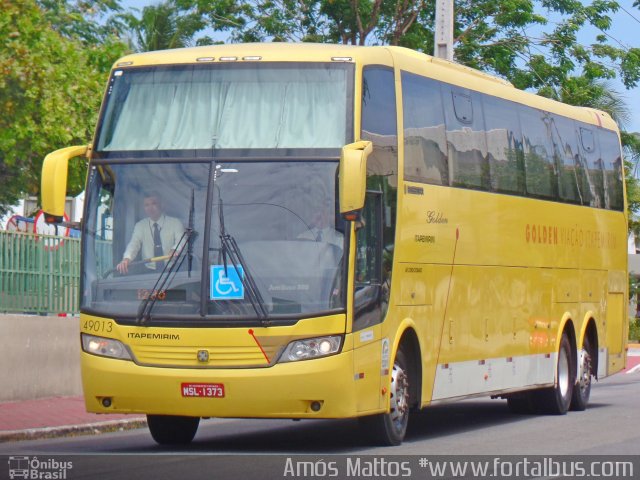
[116,192,184,274]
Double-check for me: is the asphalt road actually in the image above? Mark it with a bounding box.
[1,371,639,479]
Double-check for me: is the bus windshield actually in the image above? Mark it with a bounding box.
[82,161,346,321]
[95,63,351,152]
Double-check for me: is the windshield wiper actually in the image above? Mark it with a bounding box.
[187,189,195,278]
[137,191,197,325]
[218,195,270,325]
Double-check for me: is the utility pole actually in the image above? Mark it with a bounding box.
[434,0,454,61]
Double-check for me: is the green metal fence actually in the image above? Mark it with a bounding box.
[0,230,80,314]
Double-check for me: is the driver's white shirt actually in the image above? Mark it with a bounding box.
[122,214,184,268]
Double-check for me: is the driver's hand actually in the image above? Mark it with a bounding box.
[116,258,130,274]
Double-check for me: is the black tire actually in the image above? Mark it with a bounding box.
[359,348,411,446]
[570,335,593,411]
[533,333,574,415]
[147,415,200,445]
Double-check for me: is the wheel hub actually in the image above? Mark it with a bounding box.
[390,362,409,429]
[577,348,592,394]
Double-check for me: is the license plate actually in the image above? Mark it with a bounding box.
[181,383,225,398]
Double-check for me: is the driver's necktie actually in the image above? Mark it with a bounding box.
[153,223,164,268]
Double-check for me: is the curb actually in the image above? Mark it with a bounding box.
[0,418,147,443]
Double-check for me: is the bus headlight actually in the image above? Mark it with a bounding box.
[81,333,132,361]
[279,336,342,363]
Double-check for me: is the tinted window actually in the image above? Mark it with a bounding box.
[453,92,473,123]
[399,76,623,212]
[362,67,397,137]
[520,107,557,199]
[551,115,583,204]
[482,95,525,194]
[579,127,604,208]
[401,71,448,185]
[443,87,489,190]
[600,130,624,211]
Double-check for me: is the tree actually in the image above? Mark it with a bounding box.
[121,1,204,52]
[0,0,128,217]
[174,0,432,45]
[36,0,127,45]
[178,0,640,92]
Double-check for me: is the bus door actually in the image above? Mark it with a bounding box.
[353,191,385,412]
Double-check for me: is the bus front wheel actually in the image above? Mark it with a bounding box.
[147,415,200,445]
[359,348,411,446]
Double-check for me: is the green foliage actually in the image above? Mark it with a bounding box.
[629,316,640,342]
[36,0,127,45]
[0,0,128,217]
[120,1,204,52]
[623,133,640,232]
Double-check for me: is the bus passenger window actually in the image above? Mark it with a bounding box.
[551,115,584,205]
[452,92,473,123]
[599,130,624,211]
[482,95,525,195]
[520,107,557,200]
[401,71,448,185]
[444,87,489,190]
[579,127,604,208]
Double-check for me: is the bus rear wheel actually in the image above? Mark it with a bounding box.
[147,415,200,445]
[570,336,593,411]
[359,348,411,446]
[533,333,574,415]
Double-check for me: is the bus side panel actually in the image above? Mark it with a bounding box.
[394,182,626,402]
[353,324,383,413]
[606,292,625,374]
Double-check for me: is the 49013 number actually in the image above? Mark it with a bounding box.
[82,319,113,334]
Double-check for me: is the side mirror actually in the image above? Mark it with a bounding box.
[339,141,372,220]
[41,145,88,222]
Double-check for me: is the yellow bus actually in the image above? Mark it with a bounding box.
[41,43,628,446]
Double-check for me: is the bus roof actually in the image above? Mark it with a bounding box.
[112,43,618,132]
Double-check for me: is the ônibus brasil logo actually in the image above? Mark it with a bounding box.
[8,456,73,479]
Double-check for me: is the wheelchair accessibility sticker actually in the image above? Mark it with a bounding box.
[211,265,244,300]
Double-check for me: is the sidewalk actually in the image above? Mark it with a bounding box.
[0,396,145,443]
[1,344,639,443]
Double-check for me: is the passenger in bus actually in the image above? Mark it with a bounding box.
[116,192,184,274]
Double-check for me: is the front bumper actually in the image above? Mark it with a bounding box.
[81,349,358,418]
